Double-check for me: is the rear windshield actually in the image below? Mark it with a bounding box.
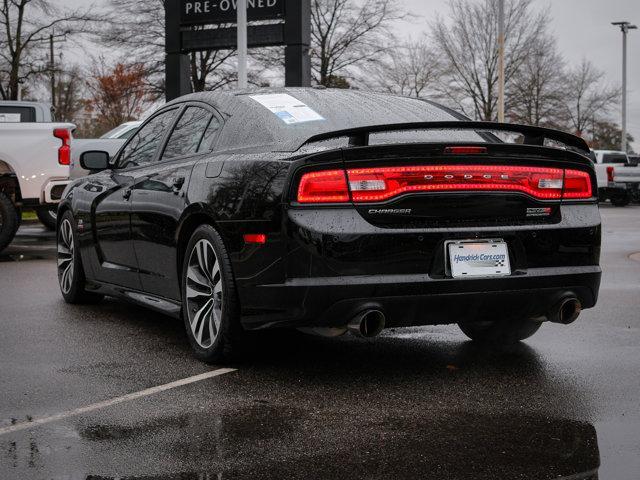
[602,154,628,164]
[0,106,35,122]
[219,90,465,152]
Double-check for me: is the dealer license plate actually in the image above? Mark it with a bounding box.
[447,240,511,278]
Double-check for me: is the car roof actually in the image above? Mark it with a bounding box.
[166,88,465,152]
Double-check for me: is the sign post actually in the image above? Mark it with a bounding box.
[165,0,192,101]
[237,0,248,89]
[165,0,310,101]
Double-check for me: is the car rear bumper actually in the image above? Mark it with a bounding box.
[238,266,601,330]
[229,203,601,330]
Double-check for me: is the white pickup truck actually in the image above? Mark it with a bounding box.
[0,101,74,252]
[592,149,640,206]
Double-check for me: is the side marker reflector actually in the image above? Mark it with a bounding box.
[243,234,267,244]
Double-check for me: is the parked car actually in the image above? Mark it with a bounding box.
[70,121,142,180]
[0,100,74,250]
[57,88,601,362]
[99,121,142,140]
[592,149,640,206]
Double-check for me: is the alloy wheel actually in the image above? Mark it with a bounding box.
[186,239,223,348]
[57,218,74,294]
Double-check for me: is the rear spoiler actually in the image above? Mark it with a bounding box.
[298,121,590,154]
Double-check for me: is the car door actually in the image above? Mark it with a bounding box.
[92,108,179,290]
[130,104,223,301]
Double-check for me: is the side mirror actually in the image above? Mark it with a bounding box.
[80,151,110,171]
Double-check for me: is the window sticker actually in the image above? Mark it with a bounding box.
[249,94,325,125]
[0,113,21,122]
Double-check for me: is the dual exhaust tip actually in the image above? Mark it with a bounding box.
[301,297,581,338]
[552,297,582,325]
[298,309,386,338]
[347,309,386,338]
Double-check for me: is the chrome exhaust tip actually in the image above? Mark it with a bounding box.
[347,309,386,338]
[554,297,582,325]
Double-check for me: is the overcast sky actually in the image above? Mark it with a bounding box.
[64,0,639,148]
[397,0,640,148]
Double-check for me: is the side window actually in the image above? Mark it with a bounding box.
[162,106,219,160]
[117,109,177,169]
[199,116,222,152]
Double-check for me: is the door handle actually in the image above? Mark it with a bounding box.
[122,188,132,200]
[172,176,185,195]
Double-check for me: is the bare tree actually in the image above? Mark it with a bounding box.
[311,0,404,86]
[99,0,166,97]
[508,34,567,127]
[431,0,548,121]
[100,0,243,96]
[54,66,85,122]
[588,119,634,151]
[560,59,619,136]
[370,38,441,97]
[0,0,92,100]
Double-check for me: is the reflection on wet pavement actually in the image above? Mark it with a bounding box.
[0,331,601,480]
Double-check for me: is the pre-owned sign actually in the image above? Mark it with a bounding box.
[180,0,285,25]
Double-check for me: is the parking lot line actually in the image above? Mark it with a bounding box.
[0,368,237,436]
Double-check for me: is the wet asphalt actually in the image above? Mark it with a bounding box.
[0,206,639,480]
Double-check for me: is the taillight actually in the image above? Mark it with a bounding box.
[53,128,71,166]
[606,166,615,183]
[346,165,566,202]
[563,169,593,199]
[296,165,594,204]
[297,169,350,203]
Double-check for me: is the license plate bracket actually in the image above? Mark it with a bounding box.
[446,239,511,278]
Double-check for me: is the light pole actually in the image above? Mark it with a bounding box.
[612,21,637,152]
[32,30,69,107]
[237,0,248,89]
[497,0,505,123]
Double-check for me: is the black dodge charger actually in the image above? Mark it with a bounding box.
[58,88,601,362]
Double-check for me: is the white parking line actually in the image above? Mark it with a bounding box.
[0,367,237,436]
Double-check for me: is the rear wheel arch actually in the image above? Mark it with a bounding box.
[176,211,219,280]
[56,203,72,228]
[0,166,21,201]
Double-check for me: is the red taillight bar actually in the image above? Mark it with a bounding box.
[297,169,350,203]
[53,128,71,166]
[564,169,593,198]
[296,165,593,203]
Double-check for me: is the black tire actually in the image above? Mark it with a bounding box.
[0,191,19,253]
[458,318,542,344]
[181,224,244,363]
[36,205,57,230]
[610,194,630,207]
[57,210,104,304]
